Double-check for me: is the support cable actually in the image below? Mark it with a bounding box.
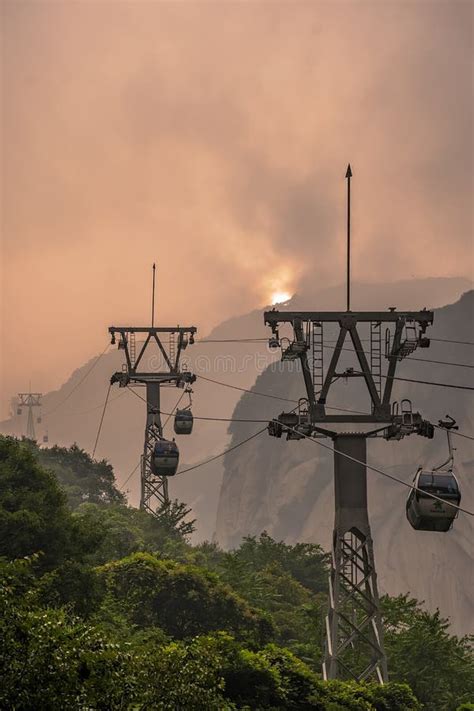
[191,374,298,403]
[194,338,474,368]
[433,423,474,442]
[92,383,112,458]
[162,389,187,430]
[43,343,111,416]
[123,384,474,490]
[320,343,474,370]
[176,428,268,476]
[431,337,474,346]
[284,425,474,517]
[127,380,368,418]
[128,379,474,435]
[380,374,474,391]
[57,392,125,419]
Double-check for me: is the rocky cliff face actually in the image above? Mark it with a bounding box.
[215,290,474,635]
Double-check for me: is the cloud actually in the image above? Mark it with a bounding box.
[1,0,472,407]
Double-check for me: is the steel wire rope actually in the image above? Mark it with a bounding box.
[92,383,112,457]
[162,389,187,431]
[119,460,141,491]
[283,424,474,517]
[123,383,474,488]
[194,338,474,368]
[43,343,111,417]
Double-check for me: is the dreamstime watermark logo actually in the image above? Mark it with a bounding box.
[144,349,302,376]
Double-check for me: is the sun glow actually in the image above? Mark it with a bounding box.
[271,291,291,305]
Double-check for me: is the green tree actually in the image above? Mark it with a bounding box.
[73,501,192,565]
[0,564,137,710]
[35,559,105,617]
[369,682,421,711]
[37,443,125,509]
[195,539,327,667]
[154,498,196,538]
[0,436,102,569]
[224,531,328,594]
[99,551,274,644]
[137,636,232,710]
[383,594,474,710]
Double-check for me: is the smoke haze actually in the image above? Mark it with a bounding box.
[1,0,472,411]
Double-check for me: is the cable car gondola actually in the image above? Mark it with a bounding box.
[406,416,461,532]
[151,439,179,477]
[174,386,194,435]
[174,408,193,435]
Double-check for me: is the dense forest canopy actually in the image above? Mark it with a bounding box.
[0,436,472,709]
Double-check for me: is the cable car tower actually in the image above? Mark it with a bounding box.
[17,391,43,440]
[109,265,197,514]
[264,166,435,683]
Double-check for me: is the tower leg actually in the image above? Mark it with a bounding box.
[140,382,169,513]
[26,406,36,440]
[323,435,387,683]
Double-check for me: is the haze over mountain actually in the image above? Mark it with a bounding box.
[2,277,471,529]
[215,287,474,636]
[2,1,473,415]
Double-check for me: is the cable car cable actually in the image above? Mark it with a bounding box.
[320,344,474,370]
[194,376,364,414]
[197,338,268,343]
[56,391,126,419]
[92,383,112,458]
[433,423,474,441]
[119,460,141,491]
[120,386,473,494]
[194,338,474,368]
[125,375,473,440]
[196,374,299,403]
[431,337,474,346]
[124,383,291,422]
[176,427,269,476]
[282,424,474,517]
[43,343,111,417]
[162,389,187,430]
[380,374,474,391]
[197,336,474,347]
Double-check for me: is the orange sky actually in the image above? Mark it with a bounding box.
[1,0,472,414]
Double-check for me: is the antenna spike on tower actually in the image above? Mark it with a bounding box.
[345,163,352,311]
[151,263,156,328]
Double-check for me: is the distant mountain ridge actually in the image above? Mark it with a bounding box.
[1,277,472,550]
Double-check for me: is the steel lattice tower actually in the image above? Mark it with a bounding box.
[264,167,435,682]
[17,392,42,440]
[108,325,196,513]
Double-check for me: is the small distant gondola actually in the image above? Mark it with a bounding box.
[174,409,193,435]
[174,386,194,435]
[151,439,179,477]
[406,416,461,532]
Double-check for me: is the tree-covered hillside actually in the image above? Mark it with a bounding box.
[0,436,472,710]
